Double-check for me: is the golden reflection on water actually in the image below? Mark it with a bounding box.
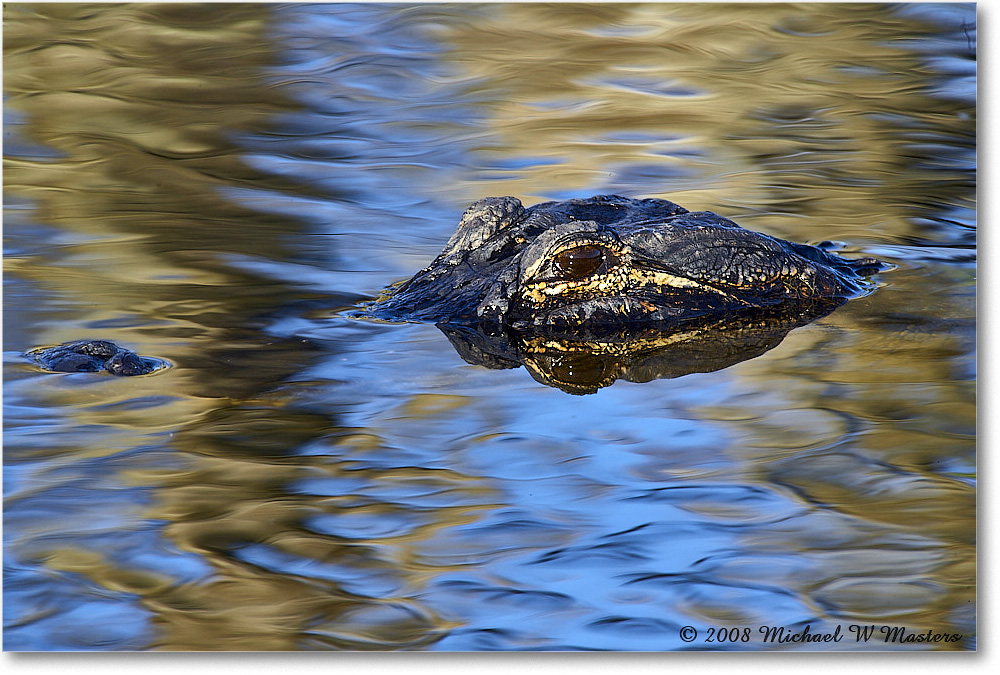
[4,2,974,651]
[443,2,973,243]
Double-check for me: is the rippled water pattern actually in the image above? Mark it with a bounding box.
[4,3,975,651]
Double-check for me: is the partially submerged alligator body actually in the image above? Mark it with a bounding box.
[367,194,881,330]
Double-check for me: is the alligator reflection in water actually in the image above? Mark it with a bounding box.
[439,298,846,394]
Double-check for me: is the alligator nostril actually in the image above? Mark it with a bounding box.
[554,244,604,279]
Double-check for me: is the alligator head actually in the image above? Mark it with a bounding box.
[366,194,881,330]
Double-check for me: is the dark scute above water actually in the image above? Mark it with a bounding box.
[30,340,163,376]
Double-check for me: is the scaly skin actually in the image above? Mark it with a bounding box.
[367,195,881,330]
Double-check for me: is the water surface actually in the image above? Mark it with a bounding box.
[3,2,975,651]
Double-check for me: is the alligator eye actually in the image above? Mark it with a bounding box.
[553,244,604,279]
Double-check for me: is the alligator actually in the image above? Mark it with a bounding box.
[28,195,882,382]
[367,194,881,330]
